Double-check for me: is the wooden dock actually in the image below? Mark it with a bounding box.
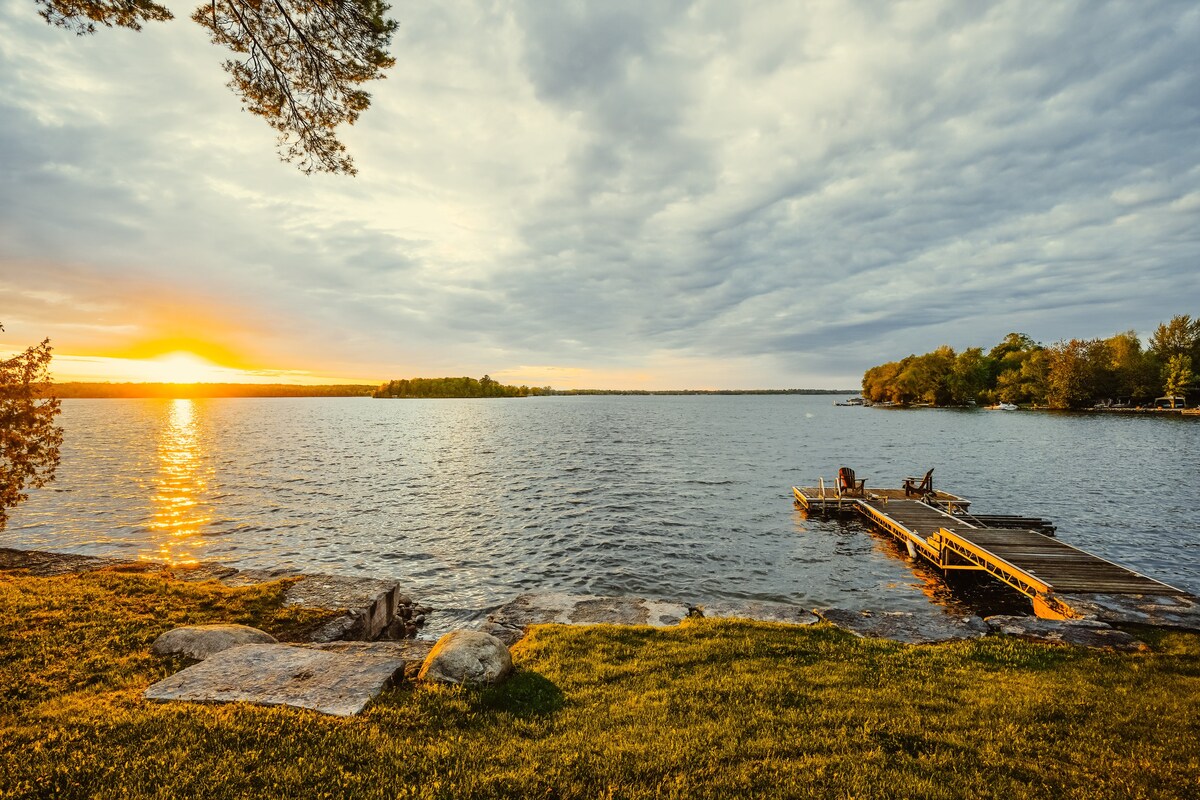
[793,484,1186,618]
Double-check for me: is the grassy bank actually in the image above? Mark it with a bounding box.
[1,568,1198,799]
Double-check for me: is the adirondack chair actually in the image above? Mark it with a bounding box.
[837,467,866,497]
[903,468,934,498]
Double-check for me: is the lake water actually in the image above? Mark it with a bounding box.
[4,396,1198,628]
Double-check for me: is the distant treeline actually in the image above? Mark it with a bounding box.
[373,375,551,398]
[49,383,376,398]
[550,389,851,396]
[861,314,1199,409]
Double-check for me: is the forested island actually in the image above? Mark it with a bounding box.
[861,314,1198,409]
[373,375,551,398]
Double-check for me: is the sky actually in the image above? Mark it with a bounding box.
[1,0,1198,389]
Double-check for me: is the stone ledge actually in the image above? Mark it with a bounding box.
[144,643,410,716]
[0,547,423,643]
[814,608,989,644]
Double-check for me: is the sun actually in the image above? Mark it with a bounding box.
[142,352,236,384]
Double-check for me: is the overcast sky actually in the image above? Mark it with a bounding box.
[1,0,1198,388]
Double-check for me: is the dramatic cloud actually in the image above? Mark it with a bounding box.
[1,0,1198,387]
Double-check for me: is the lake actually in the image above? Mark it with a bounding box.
[5,396,1198,628]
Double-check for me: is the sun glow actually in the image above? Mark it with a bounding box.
[41,351,374,386]
[141,352,237,384]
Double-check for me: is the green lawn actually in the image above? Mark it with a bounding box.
[1,568,1198,799]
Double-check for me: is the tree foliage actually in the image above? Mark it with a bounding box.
[861,314,1198,409]
[35,0,398,175]
[373,375,552,399]
[1163,355,1194,399]
[1,324,63,530]
[1149,314,1200,361]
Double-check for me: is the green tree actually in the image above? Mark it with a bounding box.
[1045,339,1108,409]
[1103,330,1157,400]
[947,347,992,405]
[1149,314,1200,360]
[986,333,1046,404]
[1162,354,1193,399]
[35,0,398,175]
[1,324,64,530]
[994,347,1048,405]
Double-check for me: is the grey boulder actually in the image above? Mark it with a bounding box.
[151,623,277,660]
[418,630,513,686]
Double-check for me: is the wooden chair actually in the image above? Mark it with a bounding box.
[837,467,866,497]
[903,468,934,498]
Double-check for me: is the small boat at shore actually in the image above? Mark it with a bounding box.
[835,397,867,407]
[996,402,1018,411]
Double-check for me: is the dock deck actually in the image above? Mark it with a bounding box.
[792,484,1186,618]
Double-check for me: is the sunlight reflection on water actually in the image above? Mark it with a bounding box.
[145,399,210,564]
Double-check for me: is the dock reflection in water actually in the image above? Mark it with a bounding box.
[146,399,210,564]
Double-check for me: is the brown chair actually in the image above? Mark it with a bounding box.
[838,467,866,497]
[903,468,934,498]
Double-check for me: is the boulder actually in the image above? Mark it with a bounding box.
[418,630,513,686]
[151,624,277,660]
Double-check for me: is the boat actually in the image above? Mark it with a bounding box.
[835,397,866,407]
[996,402,1018,411]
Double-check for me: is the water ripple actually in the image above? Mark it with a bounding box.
[4,396,1198,618]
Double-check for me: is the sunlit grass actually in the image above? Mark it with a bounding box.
[1,569,1198,799]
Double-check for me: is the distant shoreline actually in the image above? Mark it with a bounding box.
[47,383,856,399]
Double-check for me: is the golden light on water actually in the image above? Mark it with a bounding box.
[144,399,211,564]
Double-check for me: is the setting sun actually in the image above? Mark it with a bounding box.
[141,352,234,384]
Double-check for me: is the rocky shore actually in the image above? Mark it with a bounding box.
[2,546,1190,717]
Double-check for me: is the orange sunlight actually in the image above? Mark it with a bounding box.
[141,352,238,384]
[43,351,376,386]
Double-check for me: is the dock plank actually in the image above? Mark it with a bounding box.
[938,526,1184,596]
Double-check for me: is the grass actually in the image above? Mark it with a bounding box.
[1,569,1198,799]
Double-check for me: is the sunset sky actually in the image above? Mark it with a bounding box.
[1,1,1198,389]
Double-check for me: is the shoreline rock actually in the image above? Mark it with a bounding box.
[418,631,513,686]
[151,624,277,660]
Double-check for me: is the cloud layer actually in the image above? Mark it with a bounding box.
[2,0,1198,387]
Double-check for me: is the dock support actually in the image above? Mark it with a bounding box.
[1032,594,1075,620]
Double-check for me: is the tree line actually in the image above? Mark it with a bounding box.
[861,314,1199,409]
[373,375,552,399]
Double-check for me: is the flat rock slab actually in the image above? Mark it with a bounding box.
[696,601,819,626]
[489,593,691,631]
[145,643,407,716]
[182,567,410,642]
[0,548,137,576]
[303,640,434,659]
[1056,593,1200,633]
[485,593,822,645]
[985,615,1147,651]
[301,640,435,682]
[816,608,989,644]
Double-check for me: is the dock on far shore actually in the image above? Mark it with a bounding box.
[792,481,1199,628]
